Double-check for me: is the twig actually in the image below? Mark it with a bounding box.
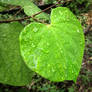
[0,4,57,23]
[0,0,71,23]
[84,25,92,35]
[0,16,31,23]
[33,4,57,17]
[13,8,22,17]
[0,6,21,14]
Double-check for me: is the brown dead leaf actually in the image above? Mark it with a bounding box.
[82,11,92,25]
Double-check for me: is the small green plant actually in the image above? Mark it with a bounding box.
[0,0,85,86]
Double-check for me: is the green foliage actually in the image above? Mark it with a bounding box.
[0,6,6,11]
[17,88,29,92]
[0,0,91,91]
[64,0,90,14]
[20,7,85,82]
[0,22,34,86]
[0,0,49,21]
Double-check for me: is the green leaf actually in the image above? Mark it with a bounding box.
[20,7,85,82]
[0,6,6,12]
[0,0,49,21]
[0,22,34,86]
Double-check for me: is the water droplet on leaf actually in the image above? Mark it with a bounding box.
[47,43,50,46]
[31,43,35,47]
[33,28,38,32]
[77,30,80,32]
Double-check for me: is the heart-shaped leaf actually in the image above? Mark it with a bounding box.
[20,7,85,82]
[0,22,34,86]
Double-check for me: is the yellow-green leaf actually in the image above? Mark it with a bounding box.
[20,7,85,82]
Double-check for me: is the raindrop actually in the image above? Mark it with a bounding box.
[4,79,7,82]
[77,30,80,32]
[40,48,49,54]
[38,48,43,50]
[55,55,58,58]
[24,38,28,42]
[65,74,67,78]
[52,68,55,72]
[48,64,50,67]
[45,50,49,54]
[59,48,63,54]
[31,43,35,47]
[64,66,67,70]
[54,15,57,18]
[2,34,6,37]
[29,55,38,69]
[42,35,44,38]
[60,50,63,53]
[47,43,50,46]
[33,27,38,32]
[80,41,83,45]
[59,11,62,15]
[48,70,50,73]
[72,71,74,74]
[61,77,64,80]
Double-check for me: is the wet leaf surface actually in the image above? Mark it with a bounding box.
[20,7,85,82]
[0,22,34,86]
